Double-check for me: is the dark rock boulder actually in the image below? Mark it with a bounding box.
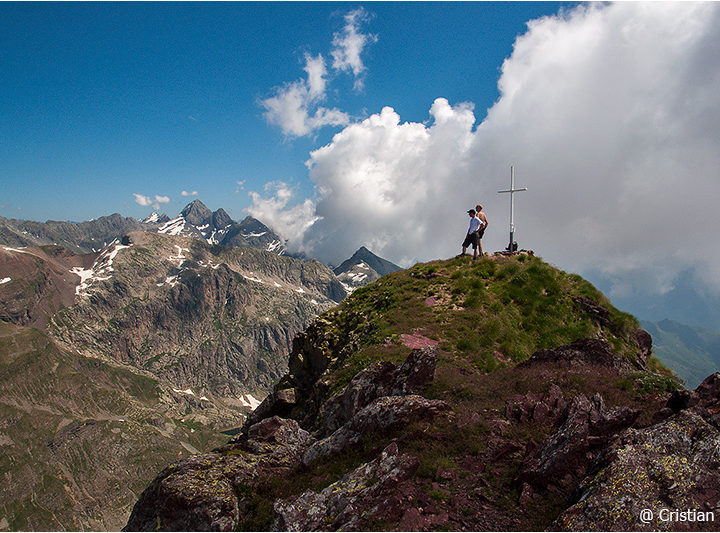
[317,346,439,436]
[653,371,720,427]
[520,338,623,369]
[505,383,568,426]
[518,393,640,492]
[631,328,653,365]
[303,395,450,466]
[124,417,314,532]
[273,442,419,531]
[555,409,720,531]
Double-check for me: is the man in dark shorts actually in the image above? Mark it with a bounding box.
[462,209,482,259]
[475,204,488,257]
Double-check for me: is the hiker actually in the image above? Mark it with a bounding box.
[475,204,488,257]
[461,209,482,259]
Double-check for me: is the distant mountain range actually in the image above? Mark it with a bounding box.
[333,246,402,293]
[642,318,720,388]
[0,200,401,530]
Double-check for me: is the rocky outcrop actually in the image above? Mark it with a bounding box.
[518,394,640,492]
[126,344,446,531]
[554,372,720,531]
[505,383,568,426]
[273,442,419,532]
[125,417,313,532]
[317,346,439,436]
[555,410,720,531]
[303,395,450,465]
[520,338,629,369]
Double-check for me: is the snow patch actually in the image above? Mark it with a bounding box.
[169,245,188,267]
[173,388,196,396]
[0,277,10,285]
[239,394,262,410]
[266,240,283,253]
[294,287,305,294]
[159,216,186,236]
[157,275,180,288]
[243,274,263,284]
[71,241,131,296]
[2,246,30,254]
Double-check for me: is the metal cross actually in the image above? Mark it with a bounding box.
[498,166,527,253]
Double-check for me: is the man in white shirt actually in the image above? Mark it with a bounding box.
[461,209,483,260]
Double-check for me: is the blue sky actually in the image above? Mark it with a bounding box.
[3,2,720,330]
[1,1,572,222]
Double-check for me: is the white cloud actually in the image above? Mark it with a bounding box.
[260,54,350,138]
[252,3,720,296]
[133,193,153,207]
[260,8,376,138]
[331,7,377,90]
[246,182,319,245]
[134,193,171,210]
[181,190,198,197]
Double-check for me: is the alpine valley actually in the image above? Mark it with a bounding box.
[2,202,719,532]
[0,201,389,531]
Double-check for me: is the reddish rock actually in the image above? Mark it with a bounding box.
[273,442,419,531]
[400,333,440,349]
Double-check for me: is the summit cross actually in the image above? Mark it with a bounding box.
[498,165,527,253]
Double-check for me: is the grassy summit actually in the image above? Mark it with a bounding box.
[226,254,678,531]
[312,254,668,396]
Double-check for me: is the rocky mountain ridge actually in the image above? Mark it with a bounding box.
[126,254,717,532]
[0,227,350,530]
[333,246,402,294]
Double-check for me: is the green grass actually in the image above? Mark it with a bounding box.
[312,254,652,391]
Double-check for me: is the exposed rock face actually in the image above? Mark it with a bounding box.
[520,338,632,369]
[556,410,720,531]
[554,372,720,531]
[49,232,345,405]
[303,395,450,465]
[126,346,446,531]
[124,417,313,532]
[333,246,402,277]
[333,246,402,294]
[273,442,419,532]
[519,393,640,492]
[0,213,147,254]
[317,346,439,436]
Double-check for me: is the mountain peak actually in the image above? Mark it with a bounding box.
[335,246,402,277]
[180,200,212,226]
[211,208,233,229]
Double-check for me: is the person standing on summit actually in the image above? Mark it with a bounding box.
[475,204,488,257]
[461,209,483,260]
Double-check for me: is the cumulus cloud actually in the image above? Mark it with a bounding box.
[251,3,720,297]
[133,193,152,207]
[331,7,377,89]
[133,193,171,210]
[260,53,349,138]
[260,8,376,138]
[246,182,319,244]
[181,190,198,197]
